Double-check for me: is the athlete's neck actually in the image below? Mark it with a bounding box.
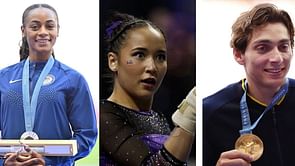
[108,85,153,111]
[247,82,282,105]
[29,52,51,62]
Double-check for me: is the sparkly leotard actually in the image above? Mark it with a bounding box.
[100,100,187,166]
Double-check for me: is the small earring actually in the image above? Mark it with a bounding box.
[112,66,117,71]
[18,39,23,47]
[110,63,117,71]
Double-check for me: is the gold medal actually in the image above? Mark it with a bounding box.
[235,134,263,161]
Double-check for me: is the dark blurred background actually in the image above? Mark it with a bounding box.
[99,0,196,164]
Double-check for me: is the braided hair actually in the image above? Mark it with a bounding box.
[104,12,166,55]
[19,3,59,61]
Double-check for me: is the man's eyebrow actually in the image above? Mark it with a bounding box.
[253,39,290,44]
[253,40,272,44]
[278,39,291,43]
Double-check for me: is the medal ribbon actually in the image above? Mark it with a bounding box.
[22,56,54,132]
[239,79,289,135]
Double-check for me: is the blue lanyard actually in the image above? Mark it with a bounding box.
[22,56,54,132]
[239,79,289,134]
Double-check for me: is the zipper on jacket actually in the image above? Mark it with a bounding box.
[272,107,284,166]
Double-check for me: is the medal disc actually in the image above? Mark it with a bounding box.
[20,131,39,140]
[235,134,263,161]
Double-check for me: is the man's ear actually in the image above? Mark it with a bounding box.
[233,48,245,65]
[108,52,118,72]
